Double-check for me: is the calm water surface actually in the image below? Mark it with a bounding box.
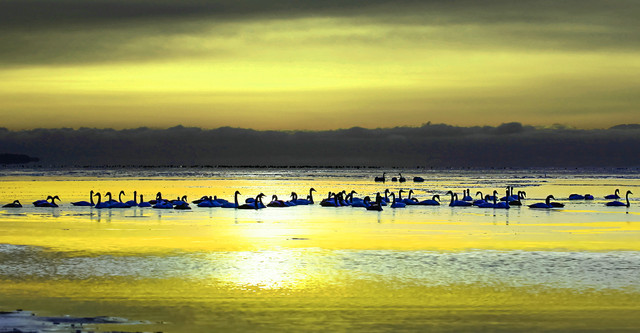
[1,168,639,332]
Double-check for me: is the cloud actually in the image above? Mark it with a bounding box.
[1,123,639,167]
[1,0,639,66]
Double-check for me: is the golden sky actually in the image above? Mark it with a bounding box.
[1,0,638,130]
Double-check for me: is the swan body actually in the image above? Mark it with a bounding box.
[461,189,473,202]
[606,190,632,207]
[3,200,22,208]
[605,189,621,200]
[34,195,60,207]
[413,176,425,182]
[238,193,266,209]
[402,190,420,205]
[446,191,472,207]
[267,195,288,207]
[137,194,151,208]
[528,195,556,209]
[198,196,222,207]
[389,193,406,208]
[398,173,406,182]
[419,195,440,206]
[221,191,241,208]
[365,193,383,211]
[568,194,584,200]
[93,193,111,209]
[125,191,138,207]
[71,190,95,206]
[374,173,386,182]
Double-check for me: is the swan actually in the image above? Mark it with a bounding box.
[606,190,632,207]
[508,191,525,206]
[192,196,210,204]
[221,191,241,208]
[494,190,510,209]
[389,193,406,208]
[605,189,621,200]
[462,189,473,201]
[3,200,22,208]
[93,192,111,209]
[568,194,585,200]
[138,194,152,208]
[109,191,131,208]
[473,192,488,206]
[374,173,386,182]
[71,190,95,206]
[413,176,425,182]
[267,195,288,207]
[585,194,594,200]
[34,195,60,207]
[152,193,173,209]
[197,196,222,208]
[320,192,339,207]
[297,188,316,205]
[391,176,398,182]
[399,173,406,182]
[402,190,419,205]
[419,195,440,206]
[238,193,266,209]
[477,196,497,208]
[125,191,138,207]
[33,196,53,206]
[528,195,556,209]
[365,193,383,211]
[173,196,191,210]
[394,189,405,203]
[446,191,472,207]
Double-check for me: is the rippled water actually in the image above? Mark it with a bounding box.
[1,168,639,332]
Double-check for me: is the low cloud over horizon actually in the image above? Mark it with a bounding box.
[2,123,639,168]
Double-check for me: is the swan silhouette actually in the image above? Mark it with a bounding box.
[389,193,406,208]
[34,195,60,207]
[238,193,266,209]
[446,191,472,207]
[364,193,383,211]
[419,195,440,206]
[138,194,152,208]
[399,173,406,182]
[606,190,632,207]
[413,176,424,182]
[93,192,111,209]
[528,195,556,209]
[267,195,288,207]
[3,200,22,208]
[125,191,138,207]
[605,189,621,200]
[374,173,386,182]
[72,190,95,206]
[221,191,241,208]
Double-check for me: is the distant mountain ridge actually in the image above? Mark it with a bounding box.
[0,123,638,168]
[0,153,39,164]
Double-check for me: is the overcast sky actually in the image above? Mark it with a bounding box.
[1,0,639,130]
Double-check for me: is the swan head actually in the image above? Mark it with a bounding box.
[310,188,316,192]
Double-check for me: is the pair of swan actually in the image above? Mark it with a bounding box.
[33,195,60,207]
[606,190,632,207]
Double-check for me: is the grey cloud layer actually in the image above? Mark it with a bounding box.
[1,0,639,66]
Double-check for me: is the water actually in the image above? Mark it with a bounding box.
[1,168,639,332]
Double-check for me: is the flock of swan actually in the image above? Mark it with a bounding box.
[1,187,633,210]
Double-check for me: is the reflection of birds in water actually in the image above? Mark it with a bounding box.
[72,190,94,206]
[3,200,22,208]
[606,190,632,207]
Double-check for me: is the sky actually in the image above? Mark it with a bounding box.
[1,0,639,130]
